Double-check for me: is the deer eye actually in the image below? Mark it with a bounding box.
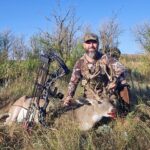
[98,101,102,104]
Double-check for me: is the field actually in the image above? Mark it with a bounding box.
[0,54,150,150]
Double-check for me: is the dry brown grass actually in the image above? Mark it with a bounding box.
[0,54,150,149]
[0,102,150,150]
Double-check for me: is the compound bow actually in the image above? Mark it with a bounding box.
[23,51,69,130]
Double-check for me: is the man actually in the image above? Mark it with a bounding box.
[64,33,130,113]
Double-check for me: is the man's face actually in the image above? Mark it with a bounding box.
[83,40,99,58]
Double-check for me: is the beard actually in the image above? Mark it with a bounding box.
[86,50,98,59]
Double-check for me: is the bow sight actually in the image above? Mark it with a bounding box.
[24,51,69,129]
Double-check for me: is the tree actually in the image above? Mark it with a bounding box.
[99,15,122,54]
[12,36,28,60]
[39,3,81,61]
[0,30,14,61]
[134,22,150,53]
[29,34,42,58]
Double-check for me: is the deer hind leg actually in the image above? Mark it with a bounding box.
[5,107,22,125]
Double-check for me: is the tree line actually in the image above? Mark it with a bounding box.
[0,5,150,64]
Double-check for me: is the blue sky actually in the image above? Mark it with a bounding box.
[0,0,150,54]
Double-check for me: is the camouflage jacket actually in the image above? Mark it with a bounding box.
[66,52,127,99]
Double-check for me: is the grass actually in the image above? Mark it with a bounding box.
[0,54,150,150]
[0,106,150,150]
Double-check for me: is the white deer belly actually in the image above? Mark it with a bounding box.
[17,108,27,122]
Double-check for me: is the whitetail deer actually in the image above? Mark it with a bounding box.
[54,98,116,131]
[0,96,116,131]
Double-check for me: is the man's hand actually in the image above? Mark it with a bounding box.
[63,96,73,106]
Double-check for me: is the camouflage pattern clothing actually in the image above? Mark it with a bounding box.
[66,52,127,100]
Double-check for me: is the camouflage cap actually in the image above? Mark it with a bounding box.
[83,33,99,43]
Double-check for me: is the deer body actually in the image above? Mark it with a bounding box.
[1,96,115,131]
[55,98,116,131]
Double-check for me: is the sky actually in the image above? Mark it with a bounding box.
[0,0,150,54]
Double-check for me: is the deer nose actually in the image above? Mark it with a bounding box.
[107,108,116,119]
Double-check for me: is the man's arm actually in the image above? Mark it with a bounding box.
[64,60,82,105]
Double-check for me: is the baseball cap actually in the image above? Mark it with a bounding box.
[83,33,99,43]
